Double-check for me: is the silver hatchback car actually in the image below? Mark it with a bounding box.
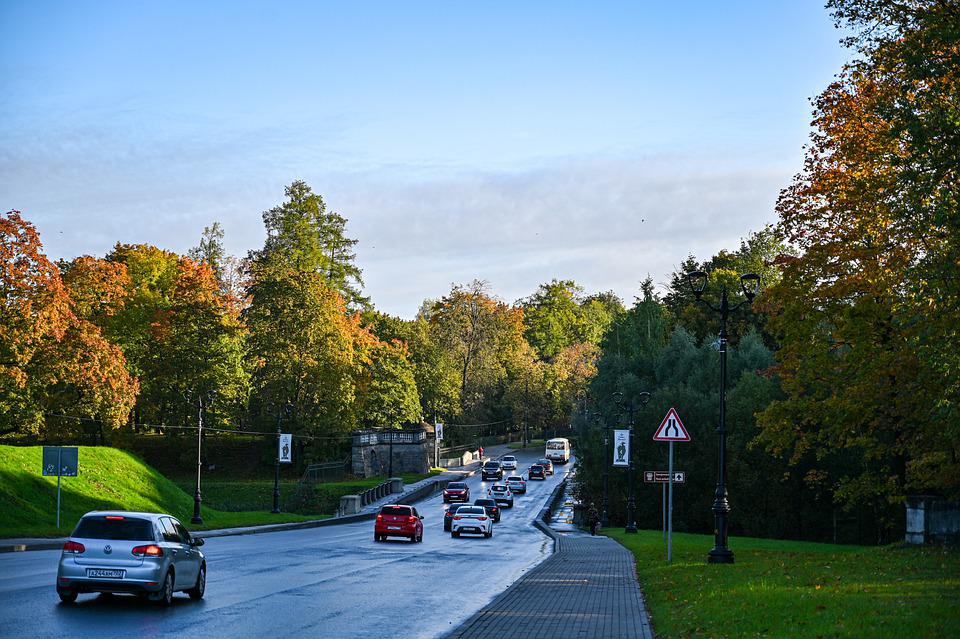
[56,511,206,606]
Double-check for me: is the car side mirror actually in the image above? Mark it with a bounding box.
[420,516,425,520]
[190,537,205,547]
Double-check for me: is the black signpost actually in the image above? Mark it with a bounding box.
[42,446,78,528]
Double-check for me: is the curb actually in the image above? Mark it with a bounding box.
[532,477,567,548]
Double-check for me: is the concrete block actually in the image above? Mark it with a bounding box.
[389,477,404,493]
[340,495,361,515]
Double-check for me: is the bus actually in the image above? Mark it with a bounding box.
[545,437,571,464]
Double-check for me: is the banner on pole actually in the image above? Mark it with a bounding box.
[613,429,630,467]
[278,434,293,463]
[435,423,444,441]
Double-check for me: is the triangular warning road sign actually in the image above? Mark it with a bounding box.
[653,407,690,442]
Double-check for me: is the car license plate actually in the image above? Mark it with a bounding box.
[86,568,124,579]
[387,526,400,530]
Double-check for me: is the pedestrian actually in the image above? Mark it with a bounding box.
[478,445,484,460]
[588,504,600,536]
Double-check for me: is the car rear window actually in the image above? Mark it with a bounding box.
[508,476,523,481]
[503,456,516,461]
[475,499,495,506]
[460,507,485,515]
[483,462,499,467]
[448,482,466,489]
[492,486,506,491]
[380,506,412,516]
[73,516,155,541]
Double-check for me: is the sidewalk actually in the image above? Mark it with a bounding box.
[0,443,518,553]
[446,488,655,639]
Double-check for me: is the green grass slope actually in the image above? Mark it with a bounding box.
[607,528,960,639]
[0,445,317,538]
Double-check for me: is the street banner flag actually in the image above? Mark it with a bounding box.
[279,434,293,463]
[613,429,630,467]
[653,408,691,442]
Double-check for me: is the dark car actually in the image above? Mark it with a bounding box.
[481,460,503,481]
[528,464,546,480]
[473,498,501,523]
[537,459,554,475]
[443,504,469,531]
[374,504,424,542]
[443,482,470,503]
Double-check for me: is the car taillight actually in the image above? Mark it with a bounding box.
[376,514,383,522]
[453,516,462,520]
[131,544,164,557]
[407,516,418,523]
[62,541,85,554]
[478,516,488,521]
[105,515,125,520]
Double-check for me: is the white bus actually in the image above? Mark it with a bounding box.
[545,437,571,464]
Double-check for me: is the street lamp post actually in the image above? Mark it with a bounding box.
[272,409,282,514]
[687,270,761,564]
[595,411,611,528]
[614,390,651,534]
[191,393,209,525]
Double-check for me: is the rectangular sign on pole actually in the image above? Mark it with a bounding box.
[643,470,685,483]
[42,446,78,528]
[612,429,630,467]
[435,423,444,441]
[278,434,293,463]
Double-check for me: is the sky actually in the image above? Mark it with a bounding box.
[0,1,851,317]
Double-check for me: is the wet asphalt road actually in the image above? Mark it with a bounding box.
[0,449,570,639]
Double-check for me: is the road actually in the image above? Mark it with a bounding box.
[0,448,570,639]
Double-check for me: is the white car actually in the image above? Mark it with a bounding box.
[500,455,518,470]
[505,475,526,494]
[450,505,493,538]
[488,484,514,507]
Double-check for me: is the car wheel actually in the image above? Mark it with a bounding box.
[452,530,460,538]
[57,588,77,604]
[374,533,381,542]
[187,564,205,600]
[152,570,174,607]
[416,531,423,543]
[485,530,492,538]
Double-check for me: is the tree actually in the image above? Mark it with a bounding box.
[358,340,421,430]
[0,211,137,438]
[252,180,368,309]
[430,280,527,421]
[756,0,960,538]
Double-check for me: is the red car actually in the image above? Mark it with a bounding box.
[443,482,470,503]
[374,504,424,542]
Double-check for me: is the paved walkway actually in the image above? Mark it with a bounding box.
[446,489,655,639]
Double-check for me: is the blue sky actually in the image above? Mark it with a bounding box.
[1,1,849,317]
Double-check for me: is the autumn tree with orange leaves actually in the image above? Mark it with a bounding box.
[757,0,960,538]
[0,211,137,439]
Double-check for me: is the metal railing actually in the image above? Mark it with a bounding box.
[300,458,350,484]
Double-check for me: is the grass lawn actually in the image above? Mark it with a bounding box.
[507,439,545,450]
[0,445,322,538]
[606,528,960,639]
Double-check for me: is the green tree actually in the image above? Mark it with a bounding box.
[253,180,367,309]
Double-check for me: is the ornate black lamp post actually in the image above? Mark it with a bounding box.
[271,401,293,514]
[189,391,213,525]
[687,270,761,564]
[594,411,611,528]
[613,390,651,533]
